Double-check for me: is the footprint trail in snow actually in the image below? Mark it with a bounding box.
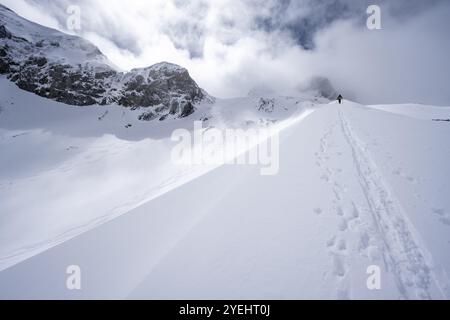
[315,105,450,299]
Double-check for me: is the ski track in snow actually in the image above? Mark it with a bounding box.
[314,105,450,299]
[336,107,448,300]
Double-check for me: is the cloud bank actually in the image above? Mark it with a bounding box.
[1,0,450,105]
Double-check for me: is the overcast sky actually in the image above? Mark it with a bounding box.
[1,0,450,105]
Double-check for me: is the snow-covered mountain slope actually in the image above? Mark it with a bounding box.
[1,2,450,301]
[0,4,208,118]
[1,81,449,299]
[368,104,450,120]
[0,75,316,272]
[0,4,113,68]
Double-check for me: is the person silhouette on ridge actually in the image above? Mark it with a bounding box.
[337,94,343,104]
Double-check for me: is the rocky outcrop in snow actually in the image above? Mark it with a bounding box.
[0,4,209,120]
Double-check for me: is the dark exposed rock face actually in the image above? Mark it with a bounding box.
[180,102,195,118]
[112,63,206,118]
[0,24,11,39]
[257,98,276,113]
[0,5,211,120]
[8,58,105,106]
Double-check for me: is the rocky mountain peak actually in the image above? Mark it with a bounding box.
[0,5,211,121]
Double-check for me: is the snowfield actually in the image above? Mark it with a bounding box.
[0,76,316,272]
[1,75,450,299]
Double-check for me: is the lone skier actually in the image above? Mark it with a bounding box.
[337,94,343,104]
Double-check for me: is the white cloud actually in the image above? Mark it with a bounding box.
[1,0,450,105]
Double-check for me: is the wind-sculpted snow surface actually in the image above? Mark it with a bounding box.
[0,76,316,273]
[0,93,449,299]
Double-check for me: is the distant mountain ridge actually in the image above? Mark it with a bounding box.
[0,4,210,120]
